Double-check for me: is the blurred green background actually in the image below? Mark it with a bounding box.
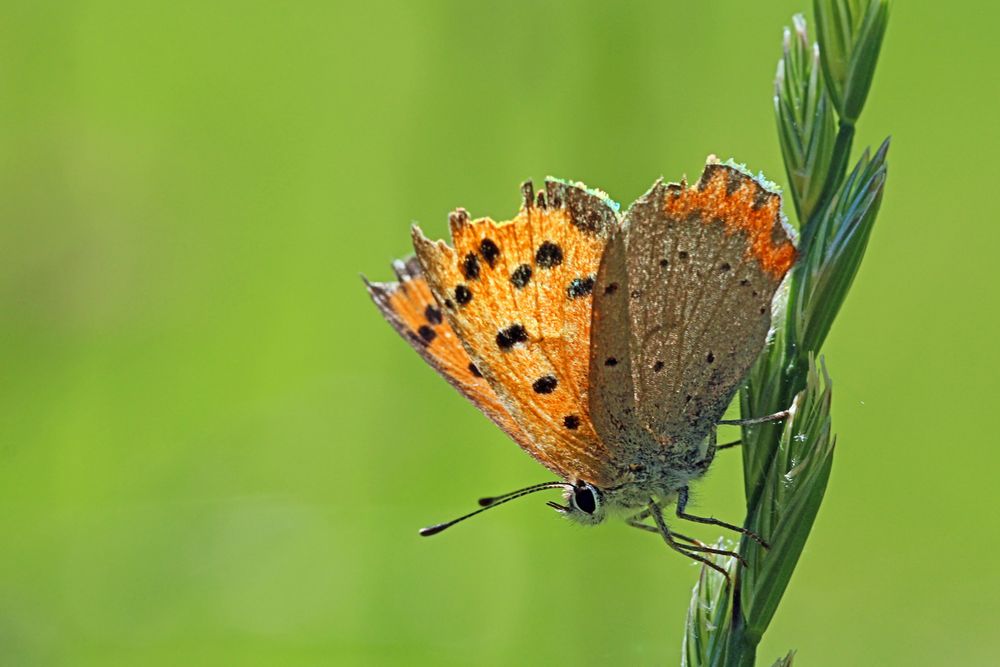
[1,1,997,665]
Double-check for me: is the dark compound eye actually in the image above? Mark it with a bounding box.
[573,485,597,514]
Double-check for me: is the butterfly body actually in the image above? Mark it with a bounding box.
[366,160,795,534]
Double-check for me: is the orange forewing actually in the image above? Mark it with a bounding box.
[412,182,620,486]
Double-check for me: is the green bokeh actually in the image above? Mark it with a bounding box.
[1,2,996,665]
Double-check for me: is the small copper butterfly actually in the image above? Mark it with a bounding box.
[365,159,796,573]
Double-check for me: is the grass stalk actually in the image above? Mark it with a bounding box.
[680,2,890,664]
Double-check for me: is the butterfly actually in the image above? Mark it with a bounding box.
[365,159,796,573]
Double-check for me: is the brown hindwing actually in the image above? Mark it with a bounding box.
[590,161,796,456]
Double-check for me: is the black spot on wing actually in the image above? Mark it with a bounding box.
[417,325,436,343]
[532,375,558,394]
[454,284,472,305]
[461,253,480,280]
[496,324,528,350]
[479,238,500,267]
[424,304,443,325]
[567,276,595,299]
[510,264,532,288]
[535,241,563,268]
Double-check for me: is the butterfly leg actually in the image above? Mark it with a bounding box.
[716,439,741,451]
[627,510,717,549]
[626,514,659,535]
[627,510,698,543]
[646,501,744,580]
[628,519,743,563]
[675,487,770,549]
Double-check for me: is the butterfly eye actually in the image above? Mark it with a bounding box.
[572,483,600,515]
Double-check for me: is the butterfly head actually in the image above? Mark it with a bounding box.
[548,481,606,525]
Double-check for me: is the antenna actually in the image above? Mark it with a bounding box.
[419,482,571,537]
[477,481,575,506]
